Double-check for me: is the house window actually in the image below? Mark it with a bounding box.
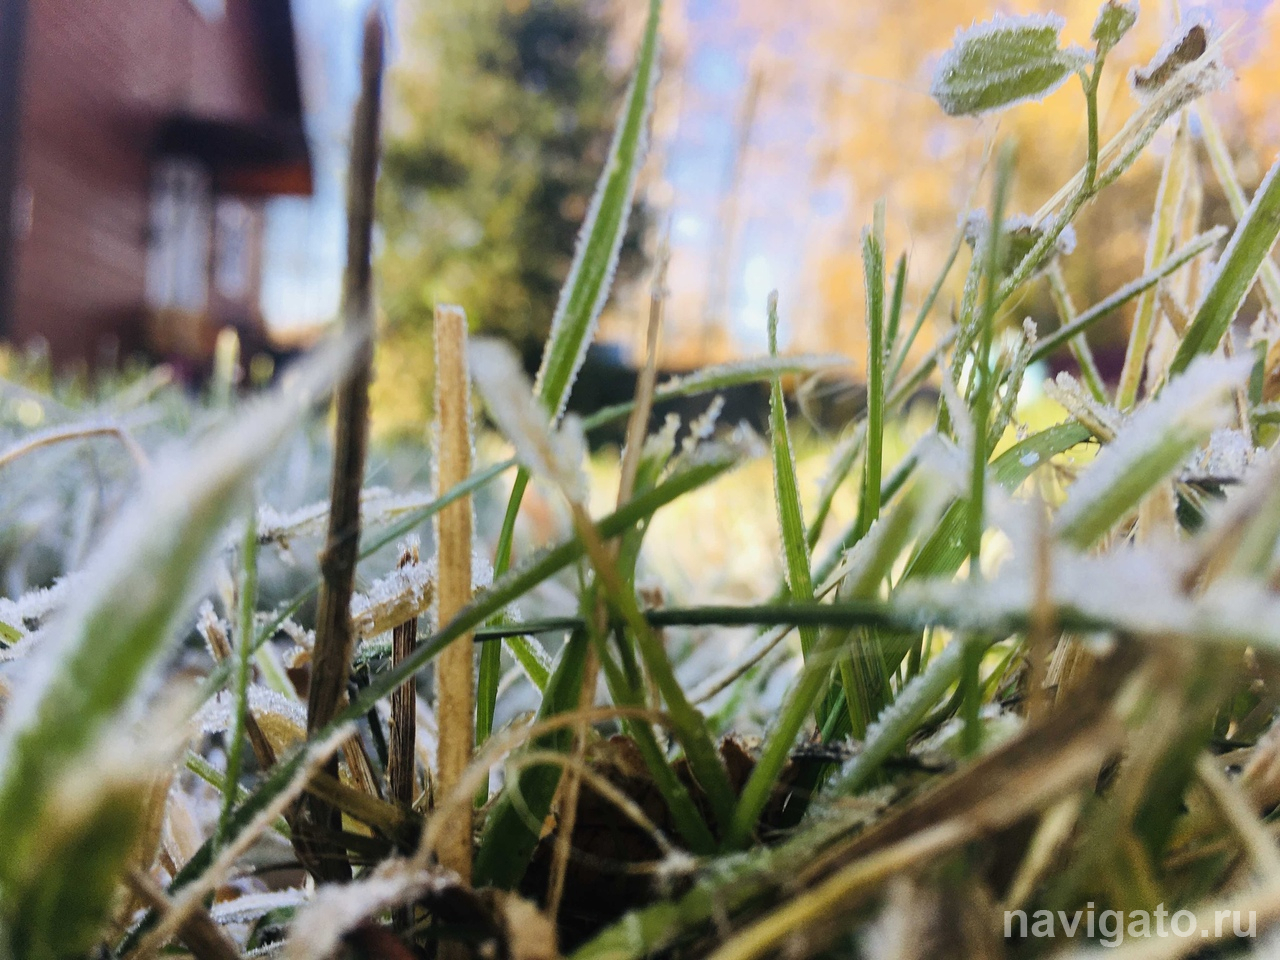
[187,0,225,20]
[214,197,252,301]
[145,157,212,313]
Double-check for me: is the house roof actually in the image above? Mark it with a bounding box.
[158,0,314,197]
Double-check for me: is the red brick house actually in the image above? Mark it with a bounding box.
[0,0,312,371]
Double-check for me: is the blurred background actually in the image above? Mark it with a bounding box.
[2,0,1279,435]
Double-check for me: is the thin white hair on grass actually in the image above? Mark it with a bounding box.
[632,412,680,473]
[914,431,972,501]
[0,575,83,659]
[0,573,77,625]
[253,487,438,552]
[1187,427,1261,483]
[285,859,459,960]
[244,944,286,959]
[1055,355,1250,541]
[471,338,589,505]
[654,354,848,399]
[889,530,1280,653]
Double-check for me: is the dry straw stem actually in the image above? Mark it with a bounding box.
[387,543,420,808]
[302,6,383,882]
[1116,110,1193,411]
[0,421,149,473]
[433,303,475,883]
[706,682,1130,960]
[122,867,240,960]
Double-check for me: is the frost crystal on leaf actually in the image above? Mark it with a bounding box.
[1055,355,1250,546]
[1187,428,1260,483]
[1092,1,1138,56]
[682,395,726,457]
[1130,10,1218,100]
[1045,371,1124,442]
[930,13,1091,117]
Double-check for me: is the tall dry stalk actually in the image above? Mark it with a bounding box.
[300,6,383,883]
[433,303,475,884]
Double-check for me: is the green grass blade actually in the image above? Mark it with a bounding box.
[885,252,908,361]
[766,294,819,661]
[1197,107,1280,315]
[532,0,662,421]
[857,211,888,541]
[825,636,977,798]
[1171,155,1280,375]
[218,509,259,849]
[1029,227,1226,362]
[473,630,590,889]
[1116,114,1193,411]
[806,424,865,552]
[725,486,935,849]
[582,354,847,433]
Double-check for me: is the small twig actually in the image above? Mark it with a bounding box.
[0,423,149,472]
[432,303,475,885]
[302,5,383,883]
[1195,753,1280,881]
[123,868,241,960]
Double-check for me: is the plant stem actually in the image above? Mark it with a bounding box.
[217,510,258,851]
[963,143,1014,756]
[432,303,475,884]
[387,544,419,809]
[301,9,382,882]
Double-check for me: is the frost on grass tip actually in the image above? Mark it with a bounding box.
[930,13,1091,118]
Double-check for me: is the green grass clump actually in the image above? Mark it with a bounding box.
[7,2,1280,958]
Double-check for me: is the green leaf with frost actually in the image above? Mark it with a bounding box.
[1171,154,1280,374]
[766,294,819,661]
[1092,1,1138,57]
[2,740,153,960]
[930,13,1090,117]
[532,0,662,420]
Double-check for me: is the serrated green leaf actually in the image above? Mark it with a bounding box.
[931,14,1091,117]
